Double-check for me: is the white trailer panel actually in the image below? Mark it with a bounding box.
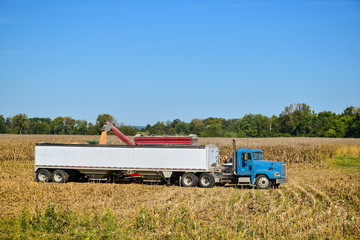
[35,143,219,172]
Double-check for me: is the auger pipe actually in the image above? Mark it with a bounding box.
[102,122,134,145]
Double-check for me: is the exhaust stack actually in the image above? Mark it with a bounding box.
[233,139,237,174]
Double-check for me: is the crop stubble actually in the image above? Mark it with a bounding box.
[0,134,359,239]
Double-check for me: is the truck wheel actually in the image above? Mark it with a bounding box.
[52,170,69,183]
[198,173,215,188]
[181,173,198,187]
[255,175,271,189]
[35,169,52,182]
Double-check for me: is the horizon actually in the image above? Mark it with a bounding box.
[1,102,357,127]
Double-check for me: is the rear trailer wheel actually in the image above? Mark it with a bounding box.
[255,175,271,189]
[52,170,69,183]
[35,169,52,182]
[181,173,198,187]
[198,173,215,188]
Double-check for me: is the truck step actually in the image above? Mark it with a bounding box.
[143,179,162,183]
[89,178,108,181]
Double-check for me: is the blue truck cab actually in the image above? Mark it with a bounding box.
[236,148,288,189]
[221,145,288,189]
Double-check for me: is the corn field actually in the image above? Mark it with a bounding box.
[0,134,359,239]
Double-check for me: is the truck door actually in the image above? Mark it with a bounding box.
[237,152,253,175]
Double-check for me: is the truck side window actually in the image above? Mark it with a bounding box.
[242,152,251,160]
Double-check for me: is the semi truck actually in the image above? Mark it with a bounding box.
[34,123,288,189]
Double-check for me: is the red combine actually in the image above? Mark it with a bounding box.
[100,122,198,146]
[134,134,198,145]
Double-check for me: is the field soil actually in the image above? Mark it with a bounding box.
[0,135,359,239]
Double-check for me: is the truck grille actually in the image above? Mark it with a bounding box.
[281,164,287,177]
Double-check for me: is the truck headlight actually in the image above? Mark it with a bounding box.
[274,173,280,177]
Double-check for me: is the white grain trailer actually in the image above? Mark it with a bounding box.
[35,143,220,187]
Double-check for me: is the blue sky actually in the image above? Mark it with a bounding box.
[1,0,359,126]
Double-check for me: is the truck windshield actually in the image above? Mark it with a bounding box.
[252,152,263,160]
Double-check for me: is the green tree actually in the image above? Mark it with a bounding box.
[51,117,65,134]
[96,114,117,134]
[342,106,360,138]
[145,124,151,131]
[164,120,173,135]
[149,121,166,135]
[291,103,314,136]
[168,128,176,135]
[311,111,337,137]
[73,120,88,135]
[278,103,314,136]
[278,104,295,135]
[28,117,51,133]
[175,122,190,135]
[87,122,98,135]
[118,124,138,136]
[269,115,281,137]
[169,119,182,128]
[63,117,75,134]
[333,116,349,137]
[343,106,356,116]
[347,112,360,137]
[223,119,239,136]
[324,129,337,137]
[201,124,224,137]
[0,115,6,133]
[203,117,223,126]
[190,118,204,135]
[201,117,225,137]
[5,117,12,133]
[10,114,29,134]
[237,114,271,137]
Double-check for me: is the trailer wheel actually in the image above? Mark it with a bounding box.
[52,170,69,183]
[255,175,271,189]
[35,169,52,182]
[198,173,215,188]
[181,173,198,187]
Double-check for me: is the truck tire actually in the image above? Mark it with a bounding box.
[255,175,271,189]
[52,170,69,183]
[198,173,215,188]
[181,173,198,187]
[35,169,52,182]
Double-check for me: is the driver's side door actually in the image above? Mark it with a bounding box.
[238,152,253,175]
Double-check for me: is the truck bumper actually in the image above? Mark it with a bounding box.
[276,177,288,184]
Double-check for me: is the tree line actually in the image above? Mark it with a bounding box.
[1,103,359,138]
